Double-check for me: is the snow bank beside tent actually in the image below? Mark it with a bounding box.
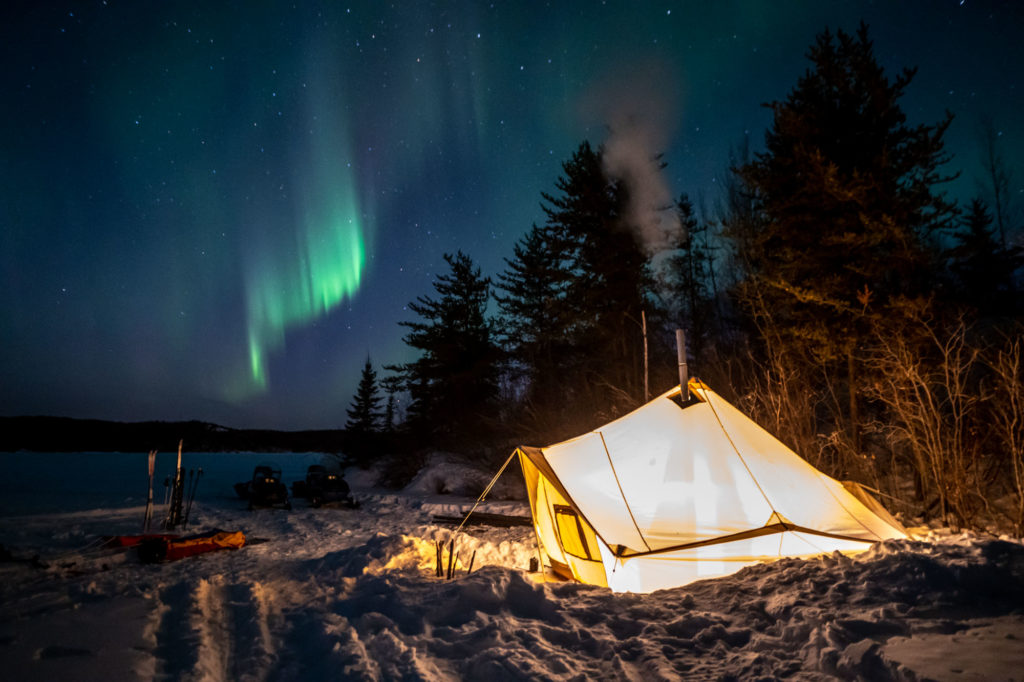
[403,451,524,501]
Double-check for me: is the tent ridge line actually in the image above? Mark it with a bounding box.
[615,522,875,559]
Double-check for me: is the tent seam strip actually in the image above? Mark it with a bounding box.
[616,522,874,559]
[703,384,886,543]
[597,430,652,553]
[700,384,779,516]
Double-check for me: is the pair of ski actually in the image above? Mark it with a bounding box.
[142,441,203,532]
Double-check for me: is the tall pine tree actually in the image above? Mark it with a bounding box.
[495,223,576,437]
[346,356,382,434]
[948,197,1023,318]
[728,23,957,456]
[394,251,501,449]
[345,356,382,466]
[542,141,652,422]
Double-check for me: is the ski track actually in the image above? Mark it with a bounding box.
[150,576,281,682]
[152,580,202,680]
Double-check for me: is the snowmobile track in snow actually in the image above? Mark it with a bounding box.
[152,577,279,682]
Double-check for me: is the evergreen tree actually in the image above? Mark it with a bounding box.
[394,251,500,448]
[660,193,716,365]
[734,23,956,345]
[380,374,403,432]
[948,197,1023,318]
[345,356,382,435]
[494,224,578,431]
[728,22,958,454]
[541,141,652,421]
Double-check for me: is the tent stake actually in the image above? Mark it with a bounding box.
[449,551,459,580]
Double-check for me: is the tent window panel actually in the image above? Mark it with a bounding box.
[554,505,597,561]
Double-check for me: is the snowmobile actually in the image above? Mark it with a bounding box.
[290,464,325,499]
[235,464,291,510]
[292,464,359,508]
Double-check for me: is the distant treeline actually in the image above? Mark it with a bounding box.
[0,416,350,454]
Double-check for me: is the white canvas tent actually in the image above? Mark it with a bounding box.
[517,379,907,593]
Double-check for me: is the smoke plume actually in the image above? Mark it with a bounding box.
[580,62,682,254]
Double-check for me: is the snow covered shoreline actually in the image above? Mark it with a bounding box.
[1,452,1023,680]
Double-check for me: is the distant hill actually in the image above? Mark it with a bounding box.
[0,416,350,453]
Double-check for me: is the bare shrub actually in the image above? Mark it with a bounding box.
[987,332,1024,534]
[863,303,981,529]
[739,341,828,471]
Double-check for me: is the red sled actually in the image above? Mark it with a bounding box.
[103,533,179,549]
[138,529,246,563]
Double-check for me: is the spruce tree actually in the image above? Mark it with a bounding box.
[394,251,500,448]
[948,198,1023,318]
[661,193,716,365]
[734,23,956,347]
[541,141,652,422]
[344,356,382,466]
[495,224,576,434]
[728,22,958,454]
[345,356,382,434]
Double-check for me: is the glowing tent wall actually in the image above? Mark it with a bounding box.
[518,380,907,593]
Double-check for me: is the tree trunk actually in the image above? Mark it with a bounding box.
[848,348,861,456]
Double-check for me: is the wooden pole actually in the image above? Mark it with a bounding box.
[641,309,649,402]
[676,329,689,401]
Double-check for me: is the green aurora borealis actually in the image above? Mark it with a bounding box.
[2,2,1022,428]
[240,85,371,399]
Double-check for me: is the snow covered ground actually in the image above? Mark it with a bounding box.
[1,450,1023,681]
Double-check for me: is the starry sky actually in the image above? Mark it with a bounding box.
[1,1,1021,430]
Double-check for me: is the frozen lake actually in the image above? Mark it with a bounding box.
[0,450,328,516]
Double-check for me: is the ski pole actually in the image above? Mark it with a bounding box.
[180,469,194,529]
[162,475,173,529]
[183,467,202,529]
[143,450,156,532]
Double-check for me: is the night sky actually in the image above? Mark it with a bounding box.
[2,1,1021,430]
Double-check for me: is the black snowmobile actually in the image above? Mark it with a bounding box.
[292,464,359,508]
[235,464,291,510]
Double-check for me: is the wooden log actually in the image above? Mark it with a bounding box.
[432,512,532,528]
